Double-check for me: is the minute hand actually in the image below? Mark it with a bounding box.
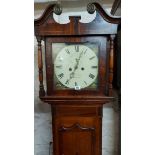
[75,50,84,69]
[67,51,84,82]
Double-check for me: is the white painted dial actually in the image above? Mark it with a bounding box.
[54,45,98,89]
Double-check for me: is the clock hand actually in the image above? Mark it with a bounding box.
[73,51,84,74]
[66,51,84,84]
[74,50,84,69]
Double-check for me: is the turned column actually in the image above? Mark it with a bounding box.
[36,36,45,97]
[109,35,116,96]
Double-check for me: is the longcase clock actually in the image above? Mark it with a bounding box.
[34,3,120,155]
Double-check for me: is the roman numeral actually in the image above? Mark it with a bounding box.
[84,81,87,85]
[89,56,95,60]
[75,45,79,52]
[65,79,69,85]
[65,49,70,54]
[75,82,78,86]
[91,66,98,69]
[84,49,87,54]
[58,73,64,79]
[89,73,95,79]
[56,65,62,69]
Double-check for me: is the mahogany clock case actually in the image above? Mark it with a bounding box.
[34,2,121,155]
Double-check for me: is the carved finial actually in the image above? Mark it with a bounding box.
[53,4,62,15]
[87,3,96,14]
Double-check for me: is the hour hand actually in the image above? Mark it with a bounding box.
[66,72,75,85]
[70,72,74,79]
[74,59,79,70]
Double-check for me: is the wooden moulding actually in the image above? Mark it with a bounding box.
[34,3,121,36]
[40,95,115,105]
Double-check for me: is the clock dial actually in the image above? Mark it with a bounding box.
[54,45,98,90]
